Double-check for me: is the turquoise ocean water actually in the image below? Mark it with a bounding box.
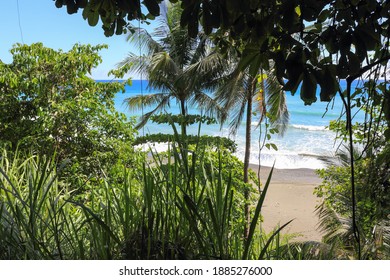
[111,80,365,169]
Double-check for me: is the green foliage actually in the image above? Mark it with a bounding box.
[0,150,83,259]
[198,148,259,192]
[315,165,352,216]
[150,113,217,126]
[314,82,390,258]
[54,0,162,36]
[330,79,390,144]
[0,43,137,179]
[134,133,237,153]
[180,0,390,115]
[0,144,291,260]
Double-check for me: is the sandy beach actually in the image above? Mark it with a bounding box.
[250,164,323,242]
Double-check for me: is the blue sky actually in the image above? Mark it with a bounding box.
[1,0,153,79]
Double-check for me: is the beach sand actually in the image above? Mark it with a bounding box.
[250,164,323,242]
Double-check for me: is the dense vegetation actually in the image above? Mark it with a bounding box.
[0,43,136,181]
[0,143,285,259]
[314,80,390,259]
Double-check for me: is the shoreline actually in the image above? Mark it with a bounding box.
[249,164,323,242]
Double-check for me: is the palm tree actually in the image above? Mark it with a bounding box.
[187,45,290,237]
[221,69,289,238]
[119,2,289,239]
[184,39,289,238]
[117,2,223,137]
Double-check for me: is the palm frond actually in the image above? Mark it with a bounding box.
[215,69,247,108]
[132,95,172,130]
[183,50,228,92]
[151,2,170,40]
[163,1,181,33]
[116,53,151,78]
[229,95,248,136]
[169,28,195,68]
[190,91,228,123]
[265,71,289,135]
[124,93,170,111]
[190,33,210,65]
[278,240,348,260]
[214,70,253,135]
[149,52,178,80]
[380,222,390,256]
[316,202,354,247]
[335,146,365,166]
[125,25,162,56]
[161,4,197,69]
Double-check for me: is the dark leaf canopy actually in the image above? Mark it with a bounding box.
[54,0,163,36]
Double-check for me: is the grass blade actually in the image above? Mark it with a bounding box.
[242,164,275,260]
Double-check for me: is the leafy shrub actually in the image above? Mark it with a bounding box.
[0,43,138,181]
[314,80,390,259]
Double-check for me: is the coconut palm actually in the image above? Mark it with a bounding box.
[220,68,289,238]
[119,1,289,239]
[187,46,290,237]
[117,2,223,137]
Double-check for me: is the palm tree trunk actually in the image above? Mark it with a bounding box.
[179,98,187,137]
[244,79,255,239]
[243,95,252,183]
[179,98,189,175]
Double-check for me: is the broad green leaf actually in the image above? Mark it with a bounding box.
[295,6,301,16]
[300,71,317,105]
[337,55,349,79]
[319,67,338,102]
[88,11,99,26]
[143,0,160,16]
[348,52,361,76]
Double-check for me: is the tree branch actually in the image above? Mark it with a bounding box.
[350,54,390,81]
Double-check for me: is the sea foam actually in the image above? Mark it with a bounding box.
[290,124,328,131]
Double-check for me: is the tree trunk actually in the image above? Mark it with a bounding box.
[179,98,189,176]
[243,80,255,239]
[179,98,187,137]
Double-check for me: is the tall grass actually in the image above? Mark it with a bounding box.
[0,149,81,259]
[0,144,292,259]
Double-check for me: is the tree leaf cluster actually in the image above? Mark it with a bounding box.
[133,133,237,152]
[0,43,137,178]
[178,0,390,111]
[54,0,163,36]
[150,113,217,126]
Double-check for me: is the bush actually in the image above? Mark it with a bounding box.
[0,43,137,181]
[314,79,390,259]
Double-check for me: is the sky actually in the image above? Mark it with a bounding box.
[1,0,154,79]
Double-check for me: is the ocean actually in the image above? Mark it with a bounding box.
[112,80,365,170]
